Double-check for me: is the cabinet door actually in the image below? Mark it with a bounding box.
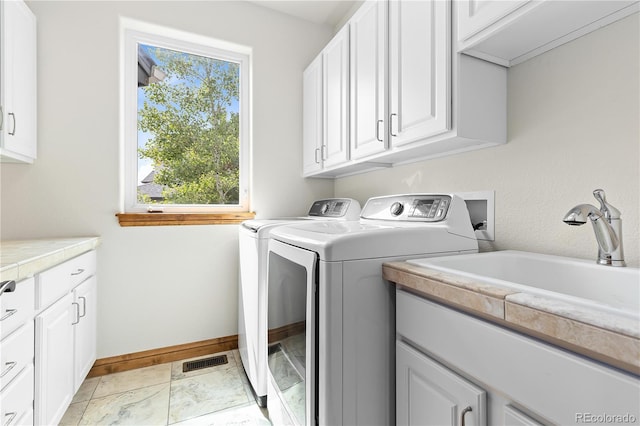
[2,0,37,161]
[0,278,34,340]
[349,0,387,160]
[1,364,34,426]
[73,276,97,392]
[302,55,323,176]
[35,293,74,426]
[389,0,450,148]
[457,0,530,43]
[397,341,486,426]
[322,25,350,168]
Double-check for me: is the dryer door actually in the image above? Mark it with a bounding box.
[267,239,318,426]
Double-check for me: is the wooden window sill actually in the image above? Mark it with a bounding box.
[116,212,256,227]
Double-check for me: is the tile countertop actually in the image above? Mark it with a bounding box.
[382,261,640,376]
[0,237,101,282]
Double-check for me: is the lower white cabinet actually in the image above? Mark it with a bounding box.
[397,341,485,426]
[396,289,640,425]
[1,278,35,426]
[73,275,97,392]
[35,293,74,426]
[34,250,98,426]
[1,364,34,426]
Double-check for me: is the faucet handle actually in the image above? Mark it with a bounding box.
[593,189,621,220]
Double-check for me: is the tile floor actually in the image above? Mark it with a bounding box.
[60,349,271,425]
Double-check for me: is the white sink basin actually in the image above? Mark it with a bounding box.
[408,250,640,319]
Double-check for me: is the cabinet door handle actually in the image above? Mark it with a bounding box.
[0,309,17,322]
[0,361,17,378]
[71,268,85,276]
[0,105,3,131]
[79,296,87,318]
[314,148,320,164]
[8,112,15,136]
[0,280,16,295]
[4,412,17,426]
[321,144,328,160]
[460,406,472,426]
[72,302,81,325]
[390,113,398,137]
[376,119,384,142]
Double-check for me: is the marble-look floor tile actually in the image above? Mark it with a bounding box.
[268,346,302,392]
[59,400,89,426]
[80,383,170,425]
[283,381,305,426]
[234,352,258,403]
[72,377,100,403]
[170,403,271,426]
[93,363,172,398]
[169,366,249,424]
[171,351,237,381]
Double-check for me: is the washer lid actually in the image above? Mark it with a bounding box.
[269,221,477,261]
[241,198,362,234]
[241,218,306,233]
[269,194,478,261]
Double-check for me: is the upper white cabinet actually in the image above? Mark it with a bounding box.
[457,0,530,43]
[1,0,37,163]
[302,26,351,176]
[457,0,640,67]
[322,26,351,169]
[349,0,387,160]
[302,0,507,178]
[388,0,450,147]
[302,56,323,176]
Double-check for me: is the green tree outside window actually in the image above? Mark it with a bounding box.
[137,44,240,205]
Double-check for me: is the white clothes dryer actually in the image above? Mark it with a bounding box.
[238,199,361,406]
[265,194,479,426]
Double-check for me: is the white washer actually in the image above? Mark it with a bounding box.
[266,194,479,425]
[238,199,361,406]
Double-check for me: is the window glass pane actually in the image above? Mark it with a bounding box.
[137,43,240,206]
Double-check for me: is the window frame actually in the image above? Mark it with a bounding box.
[119,18,252,215]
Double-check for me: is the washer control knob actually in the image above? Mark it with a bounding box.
[320,203,329,215]
[390,202,404,217]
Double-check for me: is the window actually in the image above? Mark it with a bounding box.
[120,19,252,224]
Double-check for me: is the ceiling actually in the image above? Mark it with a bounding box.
[247,0,363,28]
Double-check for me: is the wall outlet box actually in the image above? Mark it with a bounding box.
[458,190,495,241]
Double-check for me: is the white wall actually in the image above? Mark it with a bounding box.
[334,14,640,267]
[0,1,333,357]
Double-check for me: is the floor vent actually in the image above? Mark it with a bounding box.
[182,355,228,373]
[268,343,282,356]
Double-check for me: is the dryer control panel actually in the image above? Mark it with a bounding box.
[308,198,361,220]
[361,194,453,222]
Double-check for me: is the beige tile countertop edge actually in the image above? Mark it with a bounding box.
[505,301,640,374]
[383,262,507,319]
[382,261,640,375]
[0,237,101,282]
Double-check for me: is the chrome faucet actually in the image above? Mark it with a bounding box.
[563,189,625,266]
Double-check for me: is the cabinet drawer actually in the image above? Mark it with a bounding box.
[68,251,96,288]
[36,260,72,311]
[14,409,34,426]
[0,363,34,426]
[1,278,34,339]
[0,321,34,390]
